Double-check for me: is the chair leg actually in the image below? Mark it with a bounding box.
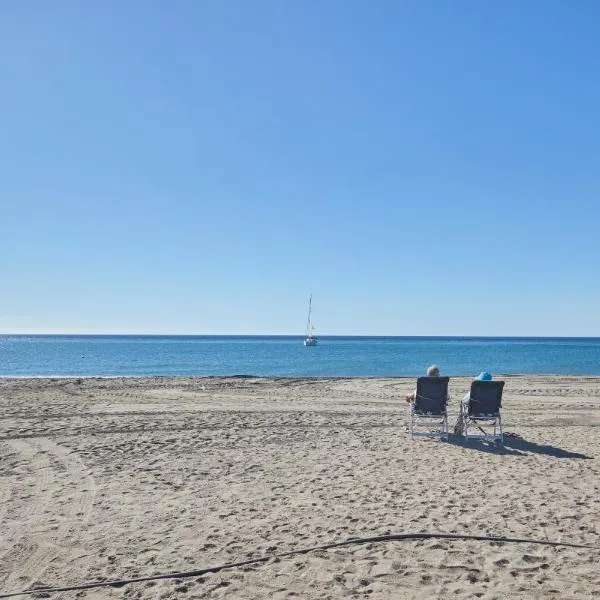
[498,414,503,443]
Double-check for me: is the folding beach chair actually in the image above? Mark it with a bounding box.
[460,380,505,442]
[409,376,450,440]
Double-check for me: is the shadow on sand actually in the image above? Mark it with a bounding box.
[447,433,592,459]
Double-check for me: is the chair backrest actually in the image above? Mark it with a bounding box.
[467,380,505,416]
[414,376,449,414]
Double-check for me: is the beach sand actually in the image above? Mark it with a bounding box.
[1,376,600,599]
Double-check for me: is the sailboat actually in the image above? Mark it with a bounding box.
[304,295,318,346]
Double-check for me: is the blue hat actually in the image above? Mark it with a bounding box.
[477,371,492,381]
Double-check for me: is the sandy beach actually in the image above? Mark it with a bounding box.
[1,376,600,599]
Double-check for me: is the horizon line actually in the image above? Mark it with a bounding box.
[3,332,600,339]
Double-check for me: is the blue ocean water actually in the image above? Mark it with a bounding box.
[1,335,600,377]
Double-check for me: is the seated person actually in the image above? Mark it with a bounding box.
[454,371,493,434]
[462,371,493,403]
[406,364,441,403]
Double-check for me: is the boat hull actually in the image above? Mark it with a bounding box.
[304,338,318,347]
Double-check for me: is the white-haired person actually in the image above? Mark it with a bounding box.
[405,364,441,404]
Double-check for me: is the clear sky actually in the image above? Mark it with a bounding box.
[2,1,600,336]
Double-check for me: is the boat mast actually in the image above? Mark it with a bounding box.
[306,295,312,338]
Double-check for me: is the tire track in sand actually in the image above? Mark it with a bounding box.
[0,440,52,551]
[0,442,16,530]
[0,440,53,588]
[1,439,96,596]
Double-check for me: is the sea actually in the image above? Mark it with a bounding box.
[1,335,600,377]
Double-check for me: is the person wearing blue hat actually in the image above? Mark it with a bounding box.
[466,372,493,400]
[454,371,493,434]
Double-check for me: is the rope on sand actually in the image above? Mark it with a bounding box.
[2,532,600,598]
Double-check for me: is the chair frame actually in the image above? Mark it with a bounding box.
[409,376,450,441]
[460,380,505,443]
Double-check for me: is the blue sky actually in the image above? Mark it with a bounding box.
[2,1,600,335]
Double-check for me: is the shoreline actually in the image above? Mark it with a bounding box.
[4,373,600,380]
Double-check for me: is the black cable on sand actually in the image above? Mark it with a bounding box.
[2,532,599,598]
